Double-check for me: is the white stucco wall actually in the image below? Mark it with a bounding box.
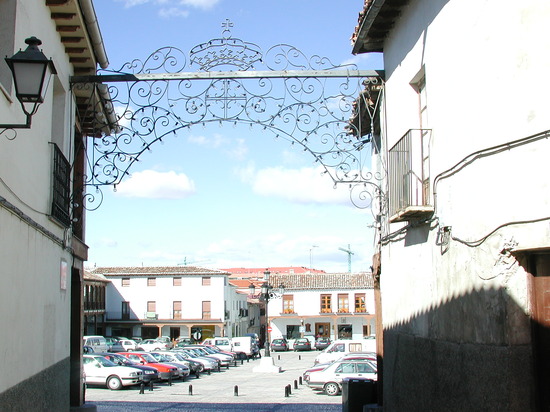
[0,0,78,397]
[379,0,550,330]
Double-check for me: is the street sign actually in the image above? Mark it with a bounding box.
[267,326,272,333]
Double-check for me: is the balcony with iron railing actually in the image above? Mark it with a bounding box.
[388,129,434,222]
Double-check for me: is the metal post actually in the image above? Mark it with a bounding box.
[265,291,270,357]
[189,384,193,395]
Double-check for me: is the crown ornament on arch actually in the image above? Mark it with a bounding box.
[190,19,263,71]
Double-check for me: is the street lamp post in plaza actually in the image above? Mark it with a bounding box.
[249,269,285,358]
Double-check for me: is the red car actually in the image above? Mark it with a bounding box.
[118,352,178,381]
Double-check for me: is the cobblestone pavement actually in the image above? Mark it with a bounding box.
[85,350,342,412]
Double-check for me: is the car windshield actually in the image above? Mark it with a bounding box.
[111,355,132,365]
[94,356,117,367]
[202,347,216,354]
[139,353,157,363]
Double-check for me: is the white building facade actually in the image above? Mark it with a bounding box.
[352,0,550,410]
[266,273,375,343]
[0,1,112,410]
[92,266,250,341]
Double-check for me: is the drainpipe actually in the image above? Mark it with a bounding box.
[79,0,109,69]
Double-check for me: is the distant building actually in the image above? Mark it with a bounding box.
[91,266,250,341]
[266,272,375,342]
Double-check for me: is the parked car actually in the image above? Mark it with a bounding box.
[202,337,233,352]
[314,339,376,365]
[305,359,377,396]
[180,346,224,368]
[98,353,160,383]
[231,336,260,359]
[104,337,118,351]
[337,352,377,362]
[82,354,143,390]
[270,338,289,352]
[83,336,109,353]
[155,336,174,349]
[176,337,194,346]
[315,337,332,351]
[148,352,190,379]
[193,345,234,366]
[118,352,179,381]
[118,339,138,351]
[151,351,201,375]
[293,338,312,351]
[138,339,167,351]
[175,348,218,372]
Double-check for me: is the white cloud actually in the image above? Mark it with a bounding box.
[114,170,196,199]
[238,165,351,205]
[188,133,248,160]
[178,0,220,9]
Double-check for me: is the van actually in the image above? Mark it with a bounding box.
[231,336,260,359]
[83,335,109,353]
[202,337,233,352]
[314,338,376,365]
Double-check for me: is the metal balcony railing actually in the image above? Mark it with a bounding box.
[388,129,433,222]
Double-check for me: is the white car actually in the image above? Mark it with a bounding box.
[138,339,168,351]
[305,359,377,396]
[118,339,138,351]
[83,354,143,390]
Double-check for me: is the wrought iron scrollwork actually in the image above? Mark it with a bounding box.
[72,22,385,211]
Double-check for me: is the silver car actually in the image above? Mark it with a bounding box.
[305,359,377,396]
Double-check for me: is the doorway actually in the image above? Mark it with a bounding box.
[315,322,330,338]
[526,251,550,411]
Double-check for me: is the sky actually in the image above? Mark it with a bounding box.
[85,0,383,273]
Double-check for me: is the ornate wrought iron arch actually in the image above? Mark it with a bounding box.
[72,21,384,211]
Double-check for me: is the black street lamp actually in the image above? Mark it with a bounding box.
[248,270,285,358]
[1,36,57,132]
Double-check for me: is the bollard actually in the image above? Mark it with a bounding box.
[241,358,244,365]
[299,376,303,385]
[168,375,172,386]
[247,357,249,363]
[284,386,289,397]
[139,382,145,394]
[234,360,237,367]
[149,380,154,391]
[278,355,280,360]
[227,364,229,370]
[195,371,200,379]
[188,384,193,395]
[234,385,239,396]
[294,380,298,390]
[207,369,211,375]
[217,364,221,372]
[287,384,292,395]
[299,355,301,360]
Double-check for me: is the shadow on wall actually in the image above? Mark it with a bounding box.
[382,285,539,412]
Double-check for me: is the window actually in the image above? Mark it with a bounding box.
[354,293,366,313]
[202,301,211,319]
[147,277,156,287]
[173,301,182,319]
[51,144,71,227]
[202,276,211,286]
[338,294,349,313]
[121,301,130,320]
[282,295,294,314]
[147,301,156,312]
[121,278,130,287]
[173,277,182,286]
[320,294,332,313]
[335,363,355,374]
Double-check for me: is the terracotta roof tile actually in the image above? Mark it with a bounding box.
[90,266,229,277]
[268,273,374,290]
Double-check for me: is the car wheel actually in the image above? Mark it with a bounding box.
[107,376,123,390]
[324,382,340,396]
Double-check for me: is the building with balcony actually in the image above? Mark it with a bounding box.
[266,273,375,343]
[352,0,550,410]
[91,266,250,342]
[83,271,109,336]
[0,1,114,410]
